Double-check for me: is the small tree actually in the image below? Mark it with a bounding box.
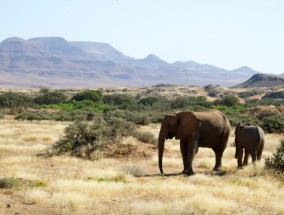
[0,92,33,108]
[265,140,284,172]
[261,114,284,133]
[215,95,240,107]
[138,97,159,106]
[103,94,137,110]
[34,90,67,105]
[72,90,103,103]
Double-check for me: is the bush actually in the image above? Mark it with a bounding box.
[34,90,67,105]
[133,131,156,144]
[103,94,137,110]
[15,111,54,121]
[0,92,34,108]
[15,110,94,121]
[72,90,103,103]
[104,110,151,126]
[265,140,284,172]
[261,114,284,133]
[0,177,20,189]
[138,97,159,106]
[214,95,240,107]
[51,115,136,158]
[171,97,189,109]
[0,112,4,119]
[188,96,211,108]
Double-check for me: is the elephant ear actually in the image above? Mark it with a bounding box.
[175,111,201,140]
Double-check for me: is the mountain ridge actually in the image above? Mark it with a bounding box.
[0,36,274,88]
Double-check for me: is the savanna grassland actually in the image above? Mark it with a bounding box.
[0,115,283,215]
[0,86,283,215]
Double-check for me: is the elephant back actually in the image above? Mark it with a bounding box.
[238,125,263,148]
[194,110,231,148]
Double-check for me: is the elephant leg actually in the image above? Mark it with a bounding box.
[257,141,264,161]
[180,140,188,173]
[243,150,249,166]
[237,146,244,169]
[184,138,195,176]
[251,151,257,164]
[212,147,225,171]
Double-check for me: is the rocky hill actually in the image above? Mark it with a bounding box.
[0,37,265,88]
[233,73,284,88]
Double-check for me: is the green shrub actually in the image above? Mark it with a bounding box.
[72,90,103,103]
[15,110,96,122]
[261,114,284,133]
[138,97,159,106]
[171,97,189,109]
[0,177,20,189]
[188,96,211,108]
[0,112,4,119]
[52,120,99,157]
[151,97,171,111]
[51,115,136,158]
[214,95,240,107]
[259,98,284,106]
[0,92,34,108]
[133,131,156,144]
[15,111,54,121]
[265,140,284,172]
[103,94,137,110]
[103,110,151,126]
[34,90,67,105]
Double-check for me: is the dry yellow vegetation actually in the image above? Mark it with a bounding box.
[0,116,283,215]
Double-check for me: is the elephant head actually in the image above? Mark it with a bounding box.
[158,114,177,174]
[235,122,253,159]
[158,112,201,174]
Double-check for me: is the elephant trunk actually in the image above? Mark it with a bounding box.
[158,136,165,174]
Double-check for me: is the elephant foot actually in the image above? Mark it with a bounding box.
[237,166,243,169]
[184,168,194,176]
[213,167,223,172]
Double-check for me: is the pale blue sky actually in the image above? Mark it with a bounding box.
[0,0,283,74]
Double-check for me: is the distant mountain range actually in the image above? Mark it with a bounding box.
[0,37,280,88]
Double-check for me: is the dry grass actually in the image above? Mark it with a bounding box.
[0,117,283,215]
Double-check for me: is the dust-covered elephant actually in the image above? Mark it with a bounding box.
[234,123,265,168]
[158,110,231,175]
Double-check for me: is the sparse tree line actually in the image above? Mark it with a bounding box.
[0,88,283,133]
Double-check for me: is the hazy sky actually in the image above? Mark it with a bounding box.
[1,0,283,74]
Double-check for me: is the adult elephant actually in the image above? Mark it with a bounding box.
[158,110,231,175]
[234,123,265,168]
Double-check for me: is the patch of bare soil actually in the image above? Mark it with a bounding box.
[105,143,156,159]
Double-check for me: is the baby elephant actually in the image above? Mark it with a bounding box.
[234,123,265,168]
